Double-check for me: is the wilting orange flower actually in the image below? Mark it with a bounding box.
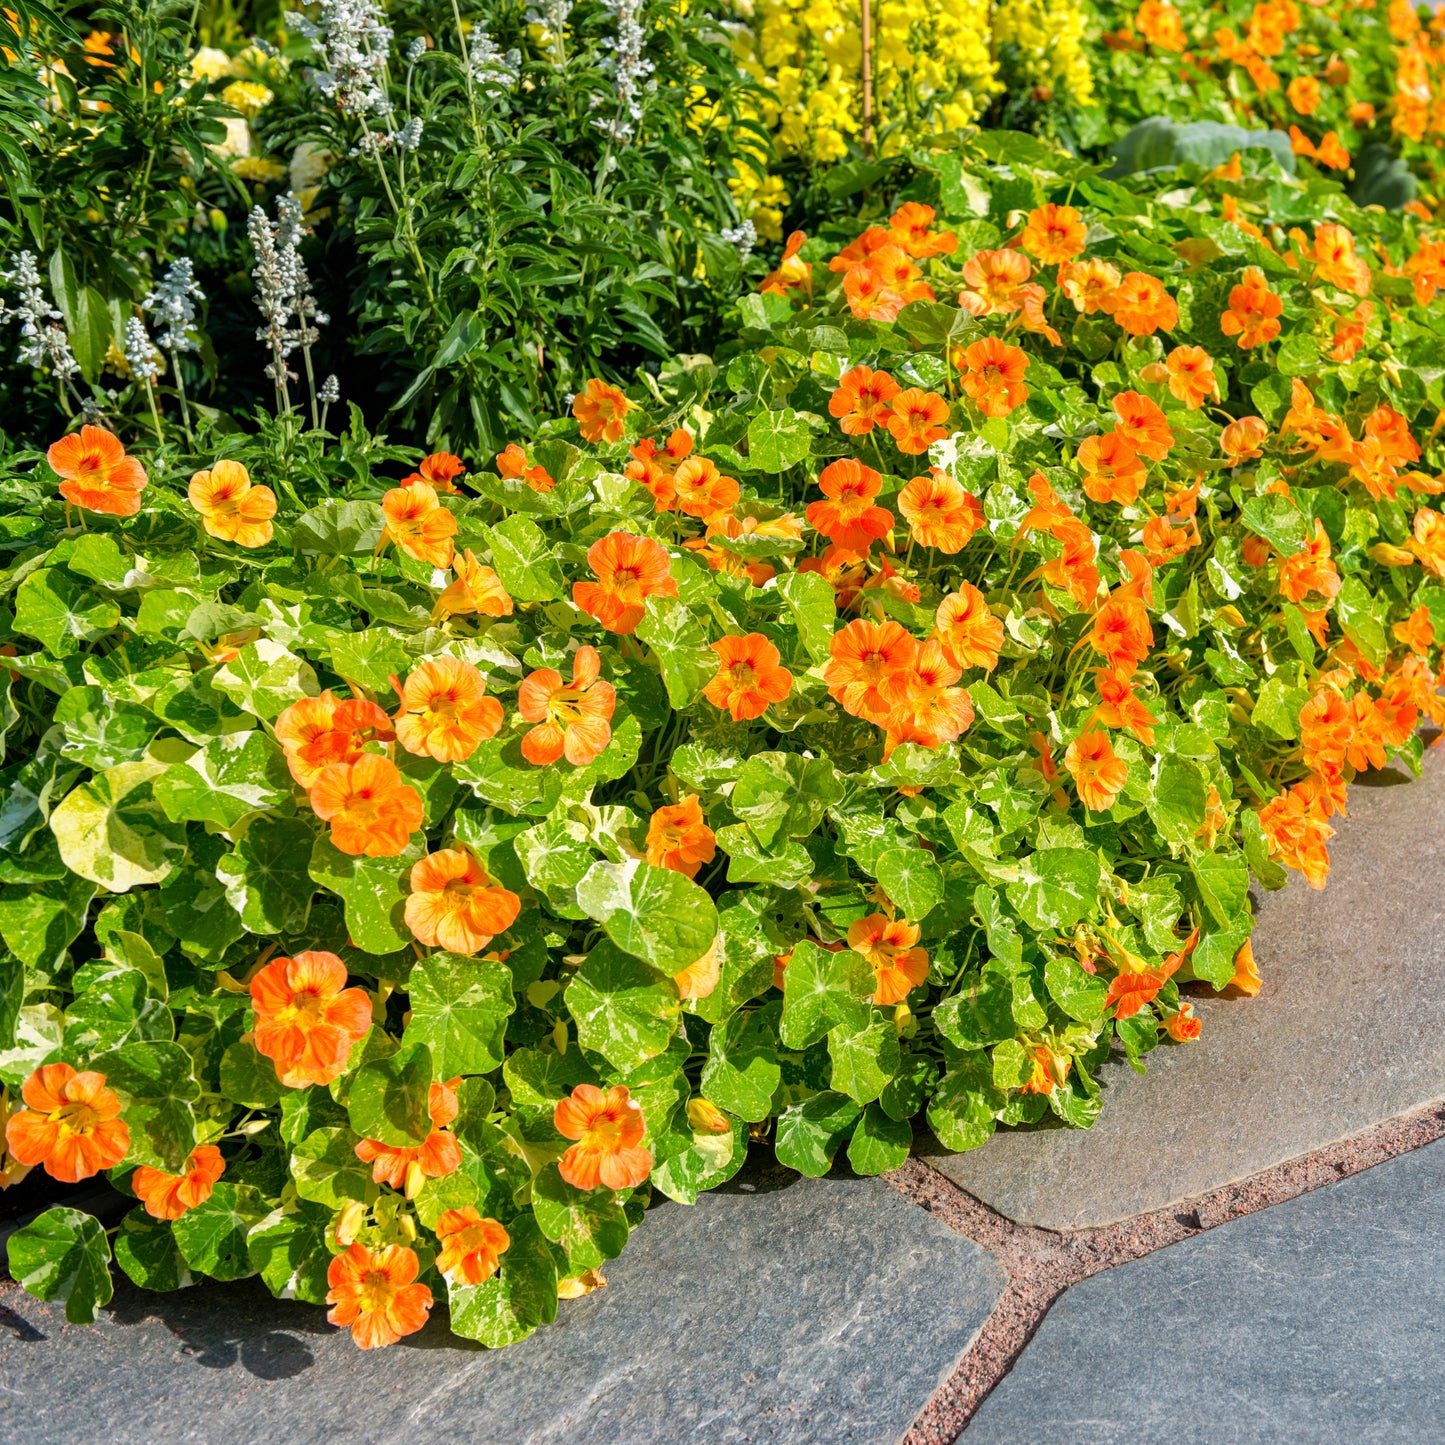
[494,443,554,493]
[887,389,950,455]
[1163,1004,1202,1042]
[573,531,678,634]
[935,583,1004,672]
[1018,282,1062,346]
[381,482,457,568]
[1142,513,1199,565]
[275,690,395,789]
[1312,224,1370,296]
[625,431,692,510]
[1102,272,1178,335]
[1258,784,1334,888]
[646,795,716,879]
[959,248,1032,315]
[1094,669,1156,745]
[1089,593,1153,678]
[1287,74,1320,114]
[1065,728,1128,812]
[1061,258,1122,314]
[1393,605,1435,656]
[761,230,812,297]
[1164,345,1221,409]
[433,548,513,622]
[1220,267,1283,349]
[5,1063,130,1184]
[1221,416,1269,461]
[848,914,929,1005]
[327,1243,433,1349]
[1017,470,1074,540]
[1112,391,1173,461]
[1315,131,1349,170]
[188,460,277,547]
[1020,203,1087,265]
[703,632,793,721]
[960,337,1029,418]
[435,1208,510,1285]
[1137,0,1186,49]
[672,456,740,519]
[898,471,984,554]
[48,425,148,516]
[394,656,503,762]
[1409,508,1445,576]
[806,458,893,552]
[555,1084,652,1191]
[888,201,957,258]
[829,366,902,435]
[355,1077,464,1198]
[518,643,617,765]
[883,638,975,753]
[573,378,631,443]
[1277,519,1341,603]
[402,452,467,493]
[1105,968,1168,1019]
[1078,431,1148,506]
[250,951,373,1089]
[406,848,520,953]
[131,1144,226,1221]
[825,618,919,722]
[309,754,424,857]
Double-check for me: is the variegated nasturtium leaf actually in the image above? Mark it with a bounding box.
[701,1004,782,1121]
[153,730,294,829]
[873,847,944,920]
[49,761,189,893]
[13,568,120,656]
[847,1103,912,1176]
[0,872,97,967]
[575,858,719,975]
[308,833,422,955]
[447,1214,558,1348]
[774,1091,861,1177]
[290,1126,381,1209]
[93,1040,200,1171]
[653,1114,749,1205]
[565,940,680,1073]
[531,1163,631,1273]
[171,1183,269,1281]
[403,952,514,1077]
[6,1207,114,1324]
[636,594,718,708]
[217,815,316,934]
[827,1015,901,1105]
[1004,848,1103,933]
[114,1208,191,1292]
[247,1201,333,1304]
[779,939,873,1050]
[348,1041,433,1147]
[212,639,320,719]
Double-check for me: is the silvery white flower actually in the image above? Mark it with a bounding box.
[123,314,160,382]
[405,36,426,63]
[467,28,520,92]
[396,116,424,150]
[319,374,340,403]
[721,219,757,260]
[285,0,393,114]
[595,0,652,141]
[248,204,296,388]
[0,250,80,378]
[142,257,205,354]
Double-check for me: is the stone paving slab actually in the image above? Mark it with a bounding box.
[926,746,1445,1230]
[0,1164,1005,1445]
[965,1139,1445,1442]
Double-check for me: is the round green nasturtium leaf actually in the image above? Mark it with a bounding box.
[114,1208,190,1292]
[247,1200,333,1304]
[347,1041,434,1148]
[700,1003,782,1123]
[447,1214,558,1348]
[564,940,680,1074]
[13,568,120,656]
[309,833,421,956]
[49,761,189,893]
[873,846,944,921]
[575,858,719,975]
[779,939,873,1051]
[531,1163,631,1273]
[92,1040,200,1171]
[403,953,514,1078]
[218,1038,286,1110]
[847,1103,912,1176]
[7,1207,114,1323]
[652,1115,748,1205]
[290,1125,381,1209]
[927,1060,1003,1154]
[774,1091,861,1178]
[1005,847,1102,933]
[216,815,316,934]
[172,1182,269,1282]
[0,872,97,969]
[211,639,320,720]
[827,1015,901,1106]
[153,730,294,830]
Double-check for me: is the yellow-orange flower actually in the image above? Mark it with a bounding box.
[275,690,395,788]
[494,443,554,492]
[1101,272,1178,335]
[848,914,929,1005]
[806,458,893,553]
[703,632,793,721]
[1164,345,1221,410]
[828,366,901,436]
[1221,416,1270,461]
[132,1145,226,1221]
[4,1063,130,1184]
[959,337,1029,418]
[672,456,740,519]
[554,1084,652,1191]
[394,656,503,762]
[48,425,148,516]
[934,583,1003,672]
[959,248,1032,315]
[401,451,466,493]
[1020,203,1087,265]
[435,1207,510,1285]
[309,754,424,857]
[405,848,520,953]
[188,460,277,547]
[326,1243,433,1349]
[572,531,678,635]
[824,618,919,723]
[1112,391,1173,461]
[898,471,984,554]
[645,795,716,880]
[381,482,456,568]
[1078,432,1147,506]
[432,548,513,622]
[250,951,373,1089]
[1061,258,1122,314]
[1065,728,1128,812]
[1219,267,1282,349]
[887,389,950,455]
[573,377,631,443]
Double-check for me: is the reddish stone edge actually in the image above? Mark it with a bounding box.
[892,1099,1445,1442]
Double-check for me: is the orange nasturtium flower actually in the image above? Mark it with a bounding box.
[703,632,793,721]
[393,657,503,762]
[1020,203,1087,265]
[672,456,740,519]
[959,337,1029,418]
[494,443,554,492]
[805,458,893,553]
[380,482,457,568]
[309,754,424,857]
[1163,1004,1202,1042]
[132,1144,226,1220]
[4,1063,130,1183]
[1061,258,1122,314]
[1065,728,1129,813]
[1277,519,1342,603]
[887,200,957,258]
[1088,594,1153,678]
[518,643,617,765]
[405,848,521,953]
[1101,272,1178,335]
[828,365,901,435]
[1094,669,1156,745]
[554,1084,652,1191]
[1136,0,1186,50]
[1287,74,1320,115]
[825,617,919,723]
[1393,605,1435,656]
[645,794,717,879]
[433,548,513,622]
[355,1078,464,1198]
[898,471,984,554]
[435,1208,511,1286]
[326,1243,433,1349]
[934,582,1004,672]
[887,388,951,454]
[958,247,1032,315]
[250,951,374,1089]
[572,377,631,443]
[274,690,395,788]
[572,530,678,634]
[1078,431,1148,505]
[401,451,467,493]
[1221,416,1270,461]
[848,914,929,1005]
[187,460,277,547]
[1111,391,1174,460]
[1164,345,1221,409]
[883,638,975,753]
[760,230,812,298]
[1219,266,1283,349]
[48,424,148,516]
[1409,508,1445,576]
